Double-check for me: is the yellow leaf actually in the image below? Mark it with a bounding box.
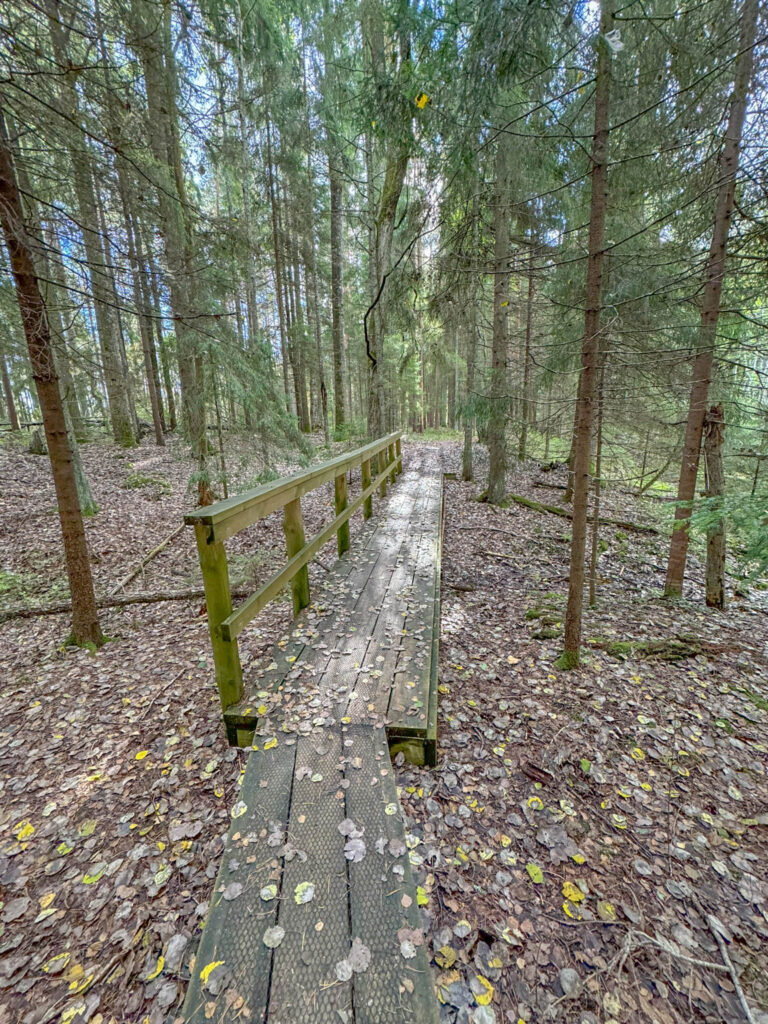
[14,820,35,841]
[257,704,267,715]
[435,945,456,968]
[264,738,277,750]
[475,975,494,1005]
[562,881,584,904]
[416,886,429,906]
[39,891,56,909]
[135,751,148,760]
[415,91,429,109]
[42,952,70,973]
[597,899,617,922]
[147,956,164,981]
[200,961,225,984]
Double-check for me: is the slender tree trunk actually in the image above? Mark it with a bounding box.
[664,0,758,597]
[121,201,164,446]
[588,351,607,607]
[518,258,535,461]
[329,153,347,433]
[45,0,135,448]
[43,222,85,438]
[486,135,511,504]
[265,114,294,416]
[704,404,726,609]
[0,112,102,645]
[561,0,612,668]
[1,353,19,430]
[129,2,211,504]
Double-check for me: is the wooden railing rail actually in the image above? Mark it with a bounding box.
[185,432,402,711]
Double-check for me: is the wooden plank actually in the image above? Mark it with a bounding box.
[185,432,401,542]
[344,726,439,1023]
[181,738,297,1023]
[267,730,352,1022]
[194,522,243,710]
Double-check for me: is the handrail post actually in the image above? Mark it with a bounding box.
[283,497,310,615]
[388,442,396,483]
[335,472,350,554]
[361,459,372,519]
[194,523,242,709]
[378,452,387,498]
[395,436,402,474]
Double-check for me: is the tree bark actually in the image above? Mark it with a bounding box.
[486,135,511,504]
[561,0,612,667]
[329,152,347,432]
[518,254,535,461]
[129,1,211,504]
[0,111,102,645]
[664,0,758,597]
[44,0,136,448]
[704,404,726,609]
[1,352,19,430]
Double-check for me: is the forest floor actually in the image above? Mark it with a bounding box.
[0,434,767,1024]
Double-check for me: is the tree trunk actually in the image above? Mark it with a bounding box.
[588,350,607,607]
[0,111,102,646]
[704,404,726,609]
[129,1,211,504]
[664,0,758,597]
[486,135,511,505]
[329,153,347,433]
[1,353,19,430]
[518,257,535,461]
[561,0,612,668]
[265,114,294,417]
[45,0,135,448]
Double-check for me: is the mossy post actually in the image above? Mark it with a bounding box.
[283,497,310,615]
[395,437,402,474]
[194,522,243,709]
[362,458,372,519]
[388,442,396,482]
[377,453,387,498]
[335,472,350,555]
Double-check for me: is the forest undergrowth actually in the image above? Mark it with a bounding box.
[0,437,766,1024]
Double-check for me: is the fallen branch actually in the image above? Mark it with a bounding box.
[0,587,250,624]
[109,523,186,596]
[707,915,756,1024]
[507,493,660,535]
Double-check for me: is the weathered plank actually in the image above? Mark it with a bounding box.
[343,726,439,1024]
[267,730,352,1022]
[181,739,297,1023]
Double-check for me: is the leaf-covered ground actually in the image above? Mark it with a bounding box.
[1,435,767,1024]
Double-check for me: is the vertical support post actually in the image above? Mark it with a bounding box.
[378,451,387,498]
[388,442,396,482]
[194,523,243,711]
[335,472,350,554]
[283,497,310,614]
[362,458,372,519]
[395,436,402,474]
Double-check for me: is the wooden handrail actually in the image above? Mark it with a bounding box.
[187,432,403,719]
[185,431,401,542]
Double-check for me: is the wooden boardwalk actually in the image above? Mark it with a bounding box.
[182,452,442,1023]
